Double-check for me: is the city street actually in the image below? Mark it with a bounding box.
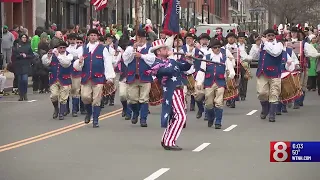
[0,74,319,180]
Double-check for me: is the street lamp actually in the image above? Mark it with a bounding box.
[187,0,196,29]
[202,0,209,24]
[249,6,266,33]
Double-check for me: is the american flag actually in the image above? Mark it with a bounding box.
[91,0,108,11]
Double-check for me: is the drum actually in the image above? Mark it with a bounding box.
[291,71,303,97]
[103,81,117,96]
[280,73,300,103]
[186,74,195,95]
[223,79,239,100]
[149,78,163,106]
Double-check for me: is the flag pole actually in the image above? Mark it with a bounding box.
[135,0,139,35]
[90,3,93,29]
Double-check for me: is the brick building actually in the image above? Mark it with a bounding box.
[2,0,35,35]
[180,0,229,28]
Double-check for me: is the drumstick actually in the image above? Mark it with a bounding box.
[173,52,225,65]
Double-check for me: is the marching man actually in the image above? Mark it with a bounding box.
[196,39,235,129]
[122,29,155,127]
[66,33,82,117]
[42,41,73,120]
[250,29,284,122]
[148,39,193,151]
[73,29,116,128]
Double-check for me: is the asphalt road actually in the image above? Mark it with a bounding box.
[0,74,319,180]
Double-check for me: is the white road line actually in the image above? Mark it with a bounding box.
[192,143,211,152]
[223,125,238,132]
[27,100,37,102]
[144,168,170,180]
[246,110,258,115]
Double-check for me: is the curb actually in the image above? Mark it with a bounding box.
[4,83,33,92]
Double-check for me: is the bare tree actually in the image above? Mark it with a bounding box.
[258,0,319,24]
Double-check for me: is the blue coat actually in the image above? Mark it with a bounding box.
[256,45,282,78]
[81,44,106,85]
[151,58,192,128]
[126,44,153,84]
[203,49,227,88]
[49,53,72,86]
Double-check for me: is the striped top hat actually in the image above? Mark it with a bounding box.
[150,39,168,53]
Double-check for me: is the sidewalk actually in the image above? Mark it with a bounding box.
[3,72,33,92]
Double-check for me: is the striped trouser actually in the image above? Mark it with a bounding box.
[162,88,187,146]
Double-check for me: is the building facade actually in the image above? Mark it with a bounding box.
[180,0,229,28]
[2,0,36,35]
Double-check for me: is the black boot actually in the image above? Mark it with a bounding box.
[52,101,59,119]
[260,101,269,119]
[269,103,277,122]
[104,95,109,105]
[121,101,127,117]
[18,94,24,101]
[23,93,28,101]
[109,94,115,106]
[100,98,105,108]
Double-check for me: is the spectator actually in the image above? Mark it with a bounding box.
[10,25,19,40]
[50,31,63,49]
[0,70,7,96]
[1,25,15,69]
[31,28,43,52]
[37,32,50,93]
[12,34,34,101]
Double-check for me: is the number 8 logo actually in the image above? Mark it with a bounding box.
[273,142,288,162]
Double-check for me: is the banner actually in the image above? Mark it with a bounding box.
[162,0,180,35]
[0,0,22,2]
[91,0,108,11]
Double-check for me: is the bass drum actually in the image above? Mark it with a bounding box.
[149,78,163,106]
[280,72,300,103]
[223,78,239,100]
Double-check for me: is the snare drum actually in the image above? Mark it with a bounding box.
[223,79,239,100]
[291,71,303,97]
[280,73,300,103]
[186,74,195,95]
[103,81,117,96]
[149,78,163,106]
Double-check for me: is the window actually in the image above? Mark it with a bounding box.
[215,0,222,17]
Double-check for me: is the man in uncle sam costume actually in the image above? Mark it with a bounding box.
[148,38,192,151]
[73,29,116,128]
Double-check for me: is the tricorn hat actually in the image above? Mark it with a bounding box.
[198,33,211,40]
[87,29,100,36]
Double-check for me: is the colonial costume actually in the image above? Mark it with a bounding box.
[182,33,204,115]
[122,29,155,127]
[66,33,82,117]
[196,39,235,129]
[73,29,116,128]
[42,41,73,120]
[286,26,320,109]
[250,29,284,122]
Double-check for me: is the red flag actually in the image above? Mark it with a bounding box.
[0,0,22,2]
[91,0,108,11]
